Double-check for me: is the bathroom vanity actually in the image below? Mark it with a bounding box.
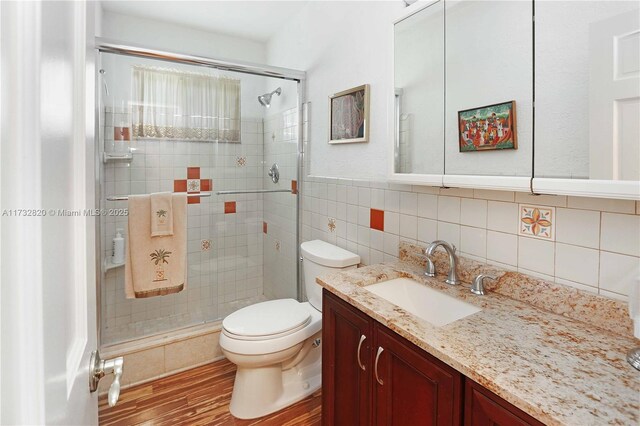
[323,290,543,425]
[319,249,639,426]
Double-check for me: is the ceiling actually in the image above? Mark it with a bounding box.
[101,1,310,43]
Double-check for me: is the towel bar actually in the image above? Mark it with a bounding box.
[106,192,212,201]
[216,189,292,195]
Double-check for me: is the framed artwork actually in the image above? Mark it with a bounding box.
[329,84,370,144]
[458,101,517,152]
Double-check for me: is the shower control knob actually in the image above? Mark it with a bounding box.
[268,163,280,183]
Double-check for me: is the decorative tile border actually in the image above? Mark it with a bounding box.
[519,204,555,240]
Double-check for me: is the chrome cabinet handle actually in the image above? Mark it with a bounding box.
[374,346,384,385]
[357,334,367,371]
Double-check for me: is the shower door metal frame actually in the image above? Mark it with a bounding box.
[94,38,307,348]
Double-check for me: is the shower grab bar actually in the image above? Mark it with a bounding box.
[216,189,292,195]
[106,192,212,201]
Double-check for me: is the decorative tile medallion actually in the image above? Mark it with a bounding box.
[174,167,212,205]
[328,218,336,233]
[519,205,555,240]
[187,179,201,193]
[201,239,211,251]
[236,156,247,167]
[275,240,281,251]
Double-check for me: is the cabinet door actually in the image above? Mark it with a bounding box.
[322,290,372,426]
[464,379,545,426]
[374,324,463,426]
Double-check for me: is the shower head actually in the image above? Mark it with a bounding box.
[258,87,282,108]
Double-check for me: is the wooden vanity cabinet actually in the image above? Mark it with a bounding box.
[323,290,462,426]
[323,289,546,426]
[464,379,545,426]
[322,289,373,426]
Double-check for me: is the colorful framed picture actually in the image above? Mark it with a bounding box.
[329,84,370,144]
[458,101,517,152]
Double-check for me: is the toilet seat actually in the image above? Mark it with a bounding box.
[222,298,311,340]
[220,301,322,356]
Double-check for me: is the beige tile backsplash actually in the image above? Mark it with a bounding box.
[302,176,640,300]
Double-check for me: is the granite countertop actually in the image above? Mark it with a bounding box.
[317,260,640,426]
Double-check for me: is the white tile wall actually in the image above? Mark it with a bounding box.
[301,176,640,300]
[101,109,267,345]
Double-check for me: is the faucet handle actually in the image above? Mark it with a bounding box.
[471,274,496,296]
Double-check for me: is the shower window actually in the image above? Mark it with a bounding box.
[132,66,241,142]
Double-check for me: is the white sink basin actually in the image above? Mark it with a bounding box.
[365,277,481,327]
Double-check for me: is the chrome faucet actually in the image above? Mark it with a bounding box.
[424,240,459,285]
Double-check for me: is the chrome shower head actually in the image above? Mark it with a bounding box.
[258,87,282,108]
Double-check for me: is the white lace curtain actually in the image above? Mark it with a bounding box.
[131,66,241,142]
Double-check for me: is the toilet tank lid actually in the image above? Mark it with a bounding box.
[301,240,360,268]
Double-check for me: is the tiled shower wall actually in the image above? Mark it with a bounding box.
[101,107,266,345]
[301,177,640,301]
[262,107,299,300]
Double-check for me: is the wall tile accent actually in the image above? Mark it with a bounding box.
[519,205,555,240]
[224,201,236,214]
[263,221,268,234]
[328,218,336,233]
[187,167,200,179]
[370,209,384,231]
[301,175,640,301]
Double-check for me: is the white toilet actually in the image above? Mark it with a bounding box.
[219,240,360,419]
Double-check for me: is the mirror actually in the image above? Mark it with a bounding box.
[535,1,640,181]
[393,1,444,175]
[444,0,533,177]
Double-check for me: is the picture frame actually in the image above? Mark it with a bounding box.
[458,100,517,152]
[328,84,370,144]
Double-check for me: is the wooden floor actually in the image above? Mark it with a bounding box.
[99,358,321,426]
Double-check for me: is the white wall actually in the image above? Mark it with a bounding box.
[267,1,404,179]
[101,10,267,64]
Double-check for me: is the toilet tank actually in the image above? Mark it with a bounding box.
[300,240,360,311]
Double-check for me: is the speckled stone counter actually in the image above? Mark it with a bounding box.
[317,254,640,426]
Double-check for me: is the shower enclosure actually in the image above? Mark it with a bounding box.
[96,42,305,347]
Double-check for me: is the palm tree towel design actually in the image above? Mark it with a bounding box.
[150,192,174,237]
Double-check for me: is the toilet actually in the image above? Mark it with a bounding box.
[219,240,360,419]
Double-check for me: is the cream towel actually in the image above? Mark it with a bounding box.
[125,193,187,299]
[150,192,173,237]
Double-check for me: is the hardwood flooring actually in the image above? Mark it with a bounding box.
[98,358,321,426]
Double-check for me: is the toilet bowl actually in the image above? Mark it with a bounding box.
[219,240,359,419]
